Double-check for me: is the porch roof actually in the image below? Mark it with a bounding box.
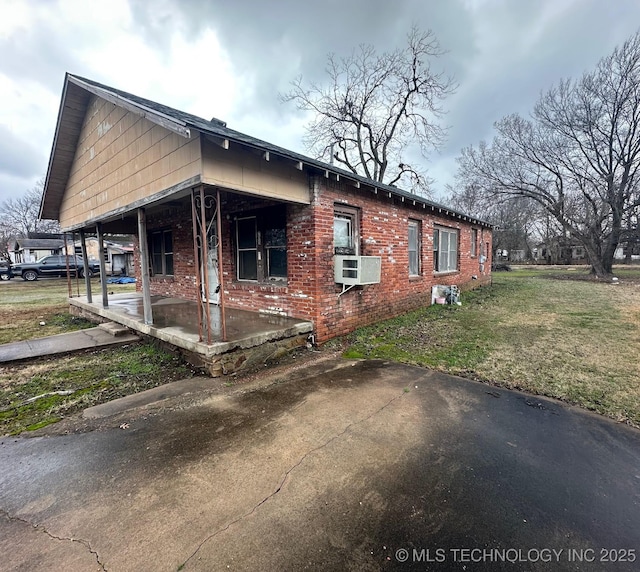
[40,73,492,229]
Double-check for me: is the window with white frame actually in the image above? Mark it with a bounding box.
[471,228,478,257]
[334,205,359,255]
[433,227,458,272]
[408,219,421,276]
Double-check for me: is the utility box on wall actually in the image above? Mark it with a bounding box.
[334,255,382,285]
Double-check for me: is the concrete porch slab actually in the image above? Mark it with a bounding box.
[69,293,313,375]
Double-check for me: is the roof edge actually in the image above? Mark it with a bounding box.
[40,74,72,221]
[67,75,191,139]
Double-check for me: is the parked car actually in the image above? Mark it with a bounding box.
[11,255,100,281]
[0,261,11,281]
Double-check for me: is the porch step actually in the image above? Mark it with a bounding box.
[97,321,131,337]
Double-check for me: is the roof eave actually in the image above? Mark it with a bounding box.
[67,75,191,139]
[40,74,72,221]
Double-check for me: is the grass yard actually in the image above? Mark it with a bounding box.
[0,277,136,344]
[0,278,196,435]
[343,266,640,427]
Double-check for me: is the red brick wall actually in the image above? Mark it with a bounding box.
[133,204,200,300]
[134,179,492,343]
[217,177,491,342]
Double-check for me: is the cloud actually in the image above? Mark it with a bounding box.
[1,0,640,207]
[0,124,45,179]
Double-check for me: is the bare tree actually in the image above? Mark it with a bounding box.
[281,27,456,195]
[446,184,542,260]
[456,31,640,278]
[0,179,60,255]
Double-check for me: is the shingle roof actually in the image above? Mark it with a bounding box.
[41,73,491,228]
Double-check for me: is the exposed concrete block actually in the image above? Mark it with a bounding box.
[98,322,132,337]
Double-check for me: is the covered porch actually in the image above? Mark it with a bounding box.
[69,292,313,376]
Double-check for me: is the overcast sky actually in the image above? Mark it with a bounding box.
[1,0,639,208]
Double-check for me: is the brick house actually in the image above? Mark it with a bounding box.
[40,74,491,372]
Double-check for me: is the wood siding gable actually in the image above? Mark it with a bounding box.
[58,94,201,230]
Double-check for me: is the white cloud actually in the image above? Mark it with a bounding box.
[1,0,640,205]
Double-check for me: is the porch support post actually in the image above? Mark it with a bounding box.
[72,231,80,297]
[198,185,212,345]
[79,229,92,303]
[96,223,109,308]
[191,189,204,342]
[216,188,227,342]
[64,232,72,298]
[137,208,153,325]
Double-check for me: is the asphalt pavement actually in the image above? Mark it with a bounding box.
[1,359,638,571]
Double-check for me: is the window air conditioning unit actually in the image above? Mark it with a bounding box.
[334,255,382,285]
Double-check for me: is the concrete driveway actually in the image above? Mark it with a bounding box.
[1,359,639,571]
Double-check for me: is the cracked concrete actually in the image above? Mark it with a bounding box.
[1,509,105,571]
[178,387,409,570]
[1,359,639,571]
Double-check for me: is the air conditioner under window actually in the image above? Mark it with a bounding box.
[334,255,382,285]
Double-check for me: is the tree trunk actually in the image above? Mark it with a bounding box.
[584,244,613,278]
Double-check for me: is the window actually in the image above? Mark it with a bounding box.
[434,227,458,272]
[236,207,287,282]
[237,217,258,280]
[408,220,421,276]
[471,228,478,257]
[149,229,173,276]
[334,206,359,255]
[265,226,287,278]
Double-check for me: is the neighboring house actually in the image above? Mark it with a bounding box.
[39,74,492,372]
[533,237,589,265]
[614,241,640,262]
[73,236,135,275]
[11,237,65,263]
[494,249,526,263]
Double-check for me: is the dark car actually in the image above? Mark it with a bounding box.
[0,261,11,281]
[11,255,100,281]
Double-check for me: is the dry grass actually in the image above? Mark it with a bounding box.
[0,278,136,343]
[344,266,640,427]
[0,278,195,435]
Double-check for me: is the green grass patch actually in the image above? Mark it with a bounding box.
[0,342,196,436]
[344,266,640,426]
